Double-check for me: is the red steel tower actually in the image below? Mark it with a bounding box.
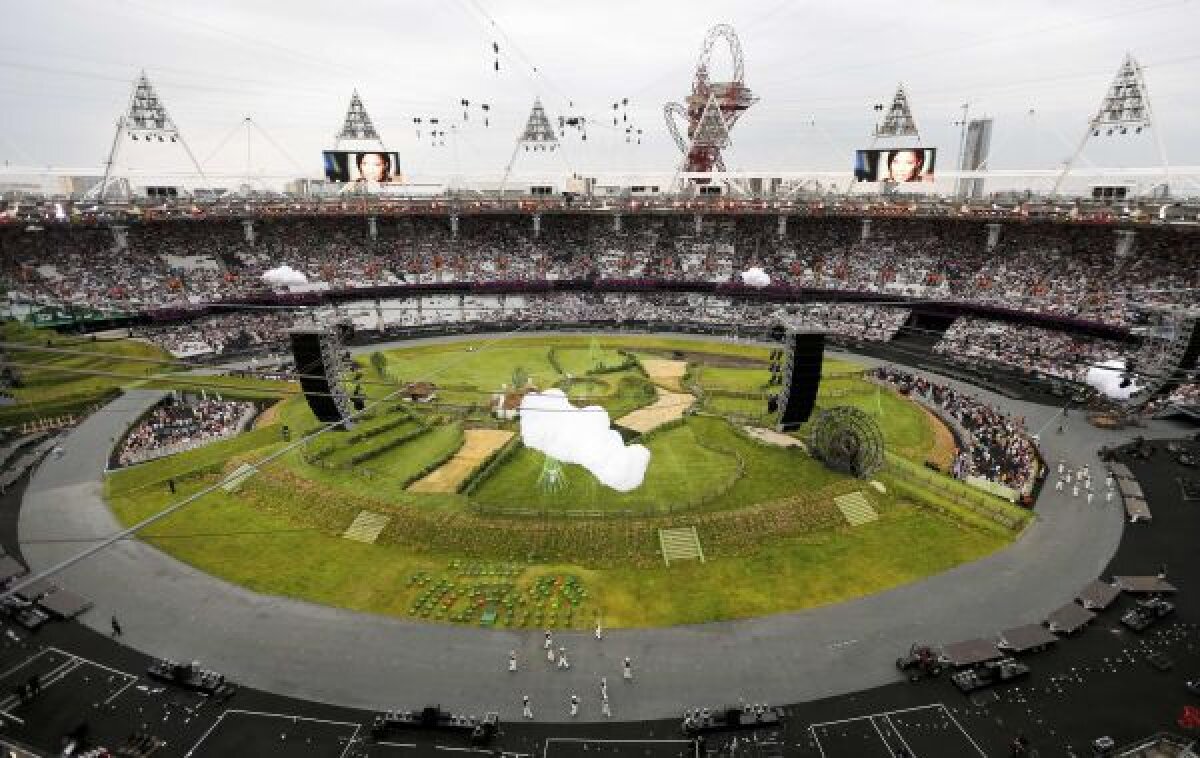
[664,24,757,174]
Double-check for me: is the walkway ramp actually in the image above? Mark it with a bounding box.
[616,387,695,434]
[640,359,689,392]
[343,510,390,544]
[741,426,806,450]
[834,491,879,527]
[659,527,705,566]
[408,429,514,493]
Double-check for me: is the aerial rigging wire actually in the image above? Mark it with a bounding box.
[0,319,542,603]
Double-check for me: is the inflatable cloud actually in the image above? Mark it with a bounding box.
[1085,358,1140,400]
[261,265,308,287]
[741,266,771,288]
[519,389,651,492]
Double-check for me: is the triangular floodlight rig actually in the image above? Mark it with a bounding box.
[874,84,921,139]
[94,71,208,201]
[335,90,382,145]
[1053,54,1168,196]
[501,98,569,189]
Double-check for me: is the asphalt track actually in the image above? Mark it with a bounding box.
[15,333,1193,722]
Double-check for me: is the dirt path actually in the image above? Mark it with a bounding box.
[639,359,689,392]
[921,406,959,471]
[253,400,283,429]
[741,426,807,451]
[407,429,515,493]
[615,386,695,434]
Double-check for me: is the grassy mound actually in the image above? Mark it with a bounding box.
[100,333,1024,628]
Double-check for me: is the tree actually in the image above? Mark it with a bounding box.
[511,366,529,389]
[369,351,387,379]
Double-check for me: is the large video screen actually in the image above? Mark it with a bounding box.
[854,148,936,183]
[323,151,402,184]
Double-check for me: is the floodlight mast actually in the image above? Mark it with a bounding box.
[94,71,208,203]
[1053,54,1168,197]
[847,83,922,197]
[500,97,568,193]
[332,90,389,204]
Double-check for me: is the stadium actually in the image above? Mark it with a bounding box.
[1,3,1200,757]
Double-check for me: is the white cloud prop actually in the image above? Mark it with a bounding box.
[261,265,308,287]
[519,389,650,492]
[1086,358,1140,399]
[741,266,771,288]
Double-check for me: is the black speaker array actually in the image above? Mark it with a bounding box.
[770,330,825,431]
[289,330,345,423]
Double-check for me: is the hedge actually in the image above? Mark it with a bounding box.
[459,434,524,495]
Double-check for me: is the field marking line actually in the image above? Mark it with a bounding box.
[545,737,694,757]
[0,709,24,725]
[884,703,948,718]
[184,709,228,758]
[940,705,988,757]
[867,716,898,758]
[808,724,829,758]
[336,723,361,758]
[881,713,919,758]
[37,659,83,693]
[103,676,137,705]
[183,709,361,758]
[47,646,138,681]
[375,741,417,748]
[809,702,943,729]
[0,657,80,712]
[223,708,361,728]
[0,649,47,682]
[544,738,696,743]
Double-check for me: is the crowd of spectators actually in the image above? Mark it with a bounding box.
[874,366,1037,492]
[136,310,304,357]
[1142,381,1200,413]
[932,317,1125,382]
[130,294,911,357]
[117,396,253,466]
[4,215,1196,327]
[1163,382,1200,408]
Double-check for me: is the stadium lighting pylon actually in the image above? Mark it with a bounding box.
[501,97,569,191]
[874,83,920,139]
[1053,53,1168,196]
[93,71,207,202]
[335,90,382,146]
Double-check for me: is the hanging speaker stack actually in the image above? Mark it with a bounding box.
[289,325,356,427]
[769,329,825,432]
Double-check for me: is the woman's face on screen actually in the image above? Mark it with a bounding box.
[360,153,388,181]
[889,151,919,182]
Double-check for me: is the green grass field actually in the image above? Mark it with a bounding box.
[0,322,176,425]
[472,421,739,513]
[552,346,628,376]
[99,333,1026,628]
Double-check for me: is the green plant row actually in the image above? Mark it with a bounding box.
[306,405,414,462]
[460,435,524,495]
[237,461,855,569]
[885,455,1028,532]
[585,349,638,376]
[703,387,769,399]
[346,424,430,467]
[545,346,566,376]
[397,424,466,489]
[885,476,1014,537]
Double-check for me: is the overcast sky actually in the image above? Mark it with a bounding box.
[1,0,1197,181]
